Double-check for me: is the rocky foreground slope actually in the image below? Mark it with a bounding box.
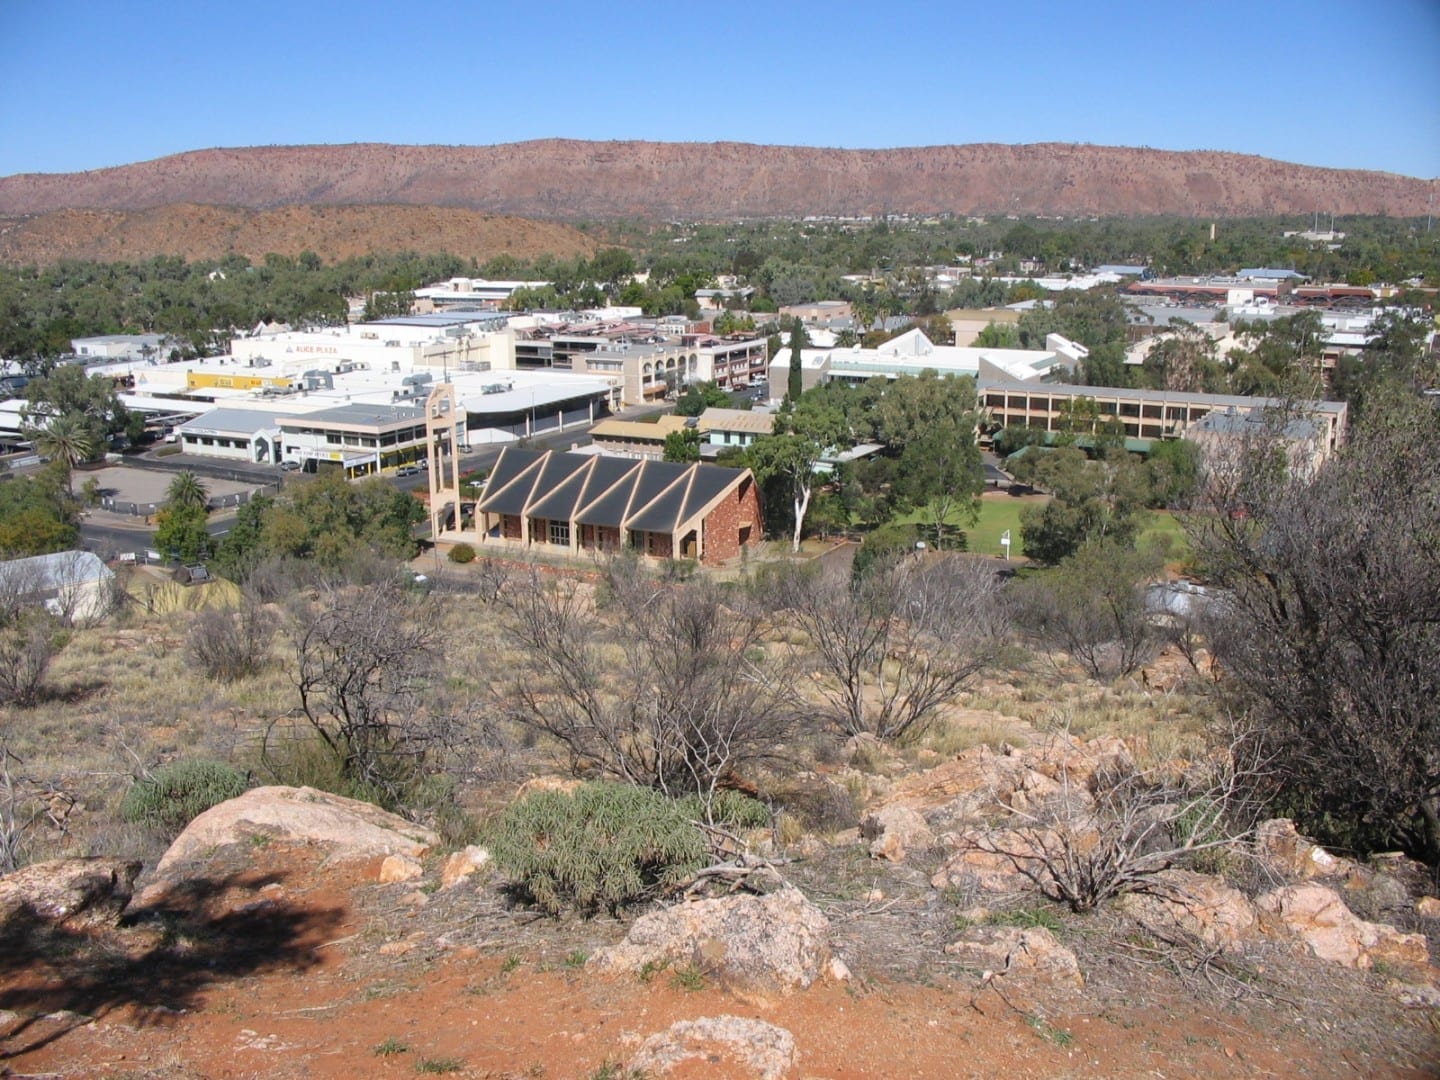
[1,140,1435,220]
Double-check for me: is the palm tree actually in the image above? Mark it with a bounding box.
[166,471,210,513]
[28,414,96,497]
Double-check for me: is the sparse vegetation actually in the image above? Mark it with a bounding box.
[119,759,249,837]
[487,782,708,915]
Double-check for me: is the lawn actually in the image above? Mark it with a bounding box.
[892,494,1191,563]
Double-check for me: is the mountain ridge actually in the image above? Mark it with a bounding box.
[2,139,1434,220]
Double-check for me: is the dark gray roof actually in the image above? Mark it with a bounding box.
[481,449,751,537]
[477,448,545,514]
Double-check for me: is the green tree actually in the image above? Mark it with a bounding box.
[973,321,1021,348]
[27,414,97,497]
[1191,388,1440,862]
[0,466,78,556]
[153,503,211,562]
[363,290,415,320]
[22,364,129,442]
[673,381,731,417]
[662,427,701,463]
[1019,448,1151,564]
[786,318,807,402]
[1141,321,1223,393]
[1145,438,1201,509]
[165,471,210,512]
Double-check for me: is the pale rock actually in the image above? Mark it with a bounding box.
[0,857,140,929]
[1116,869,1258,949]
[826,956,852,982]
[1415,896,1440,919]
[944,926,1084,989]
[378,940,415,957]
[859,805,935,863]
[1255,884,1430,970]
[378,855,423,884]
[1254,819,1348,880]
[440,845,491,889]
[630,1015,797,1079]
[155,786,436,878]
[931,828,1069,895]
[1388,981,1440,1009]
[589,887,834,991]
[398,890,429,907]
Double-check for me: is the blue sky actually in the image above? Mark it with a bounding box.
[1,0,1437,178]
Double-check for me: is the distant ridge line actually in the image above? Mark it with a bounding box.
[1,139,1434,220]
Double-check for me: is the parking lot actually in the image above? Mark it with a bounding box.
[83,464,274,518]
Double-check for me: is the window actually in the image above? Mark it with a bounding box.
[548,520,570,546]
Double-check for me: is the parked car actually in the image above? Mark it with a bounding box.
[279,460,301,471]
[396,465,420,477]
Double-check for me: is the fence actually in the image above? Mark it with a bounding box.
[98,487,272,518]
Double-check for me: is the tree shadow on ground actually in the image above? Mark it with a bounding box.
[0,868,345,1059]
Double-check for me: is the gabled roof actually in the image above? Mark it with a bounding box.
[479,448,752,537]
[476,448,546,515]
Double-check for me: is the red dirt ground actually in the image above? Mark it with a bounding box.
[2,844,1436,1079]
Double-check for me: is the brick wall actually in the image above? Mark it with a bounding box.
[700,473,762,566]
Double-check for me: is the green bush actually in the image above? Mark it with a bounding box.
[852,521,918,578]
[677,789,771,830]
[488,782,708,915]
[120,759,249,836]
[447,542,476,564]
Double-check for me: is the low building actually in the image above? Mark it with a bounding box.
[473,448,762,565]
[780,300,854,326]
[1189,406,1331,489]
[0,551,116,626]
[174,408,283,464]
[695,336,769,389]
[980,382,1348,457]
[276,403,445,478]
[771,328,1086,389]
[70,334,167,362]
[587,408,776,461]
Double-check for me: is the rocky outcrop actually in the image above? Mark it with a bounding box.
[2,141,1432,220]
[630,1016,797,1079]
[588,887,838,991]
[155,786,437,878]
[859,805,935,863]
[1255,885,1430,971]
[0,857,141,929]
[1255,819,1350,880]
[1116,869,1258,949]
[944,926,1084,989]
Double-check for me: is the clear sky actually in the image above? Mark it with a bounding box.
[1,0,1437,179]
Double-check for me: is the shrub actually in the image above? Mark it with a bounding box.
[188,603,269,682]
[488,782,708,915]
[447,542,476,564]
[0,619,62,707]
[121,759,249,836]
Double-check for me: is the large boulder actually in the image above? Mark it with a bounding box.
[882,745,1030,829]
[1255,884,1430,971]
[629,1016,797,1079]
[1116,869,1258,949]
[588,887,836,991]
[944,926,1084,989]
[0,857,141,929]
[155,786,437,878]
